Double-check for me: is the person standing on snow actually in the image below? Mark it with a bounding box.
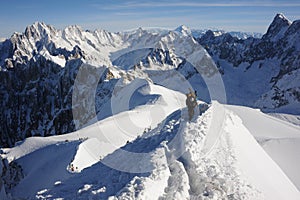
[186,89,198,121]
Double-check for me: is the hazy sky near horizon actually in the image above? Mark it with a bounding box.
[0,0,299,38]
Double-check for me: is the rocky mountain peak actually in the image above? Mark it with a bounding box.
[197,30,236,45]
[24,22,57,40]
[263,13,292,41]
[197,30,215,43]
[174,25,192,36]
[286,19,300,36]
[63,25,84,38]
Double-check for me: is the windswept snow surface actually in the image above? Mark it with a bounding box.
[2,100,299,199]
[225,105,300,140]
[226,105,300,190]
[268,113,300,127]
[2,82,186,199]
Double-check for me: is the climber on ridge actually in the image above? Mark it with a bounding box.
[186,88,198,121]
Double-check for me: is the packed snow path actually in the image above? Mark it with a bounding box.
[162,104,263,200]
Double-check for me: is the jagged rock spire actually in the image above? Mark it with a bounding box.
[263,13,291,40]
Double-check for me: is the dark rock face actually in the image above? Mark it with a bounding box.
[262,13,291,41]
[0,23,116,147]
[0,56,115,147]
[0,56,78,147]
[0,158,24,194]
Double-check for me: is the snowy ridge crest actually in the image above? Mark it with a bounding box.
[2,102,299,199]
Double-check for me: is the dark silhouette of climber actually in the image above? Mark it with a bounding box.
[186,89,198,121]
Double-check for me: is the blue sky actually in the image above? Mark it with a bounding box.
[0,0,299,38]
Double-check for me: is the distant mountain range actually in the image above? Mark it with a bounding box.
[123,25,263,39]
[191,28,263,39]
[0,13,299,148]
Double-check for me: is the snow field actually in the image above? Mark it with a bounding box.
[1,99,299,199]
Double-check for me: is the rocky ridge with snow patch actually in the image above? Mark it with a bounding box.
[197,13,300,112]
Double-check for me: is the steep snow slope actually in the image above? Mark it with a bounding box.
[226,105,300,190]
[268,113,300,126]
[2,82,186,198]
[222,110,299,200]
[3,81,185,161]
[2,101,299,199]
[225,105,300,140]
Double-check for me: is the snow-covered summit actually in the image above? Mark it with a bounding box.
[174,25,192,36]
[25,22,58,40]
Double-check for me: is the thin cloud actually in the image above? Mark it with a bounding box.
[95,1,300,10]
[113,8,203,16]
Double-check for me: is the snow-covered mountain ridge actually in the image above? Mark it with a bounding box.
[0,20,216,148]
[0,13,299,150]
[1,98,299,199]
